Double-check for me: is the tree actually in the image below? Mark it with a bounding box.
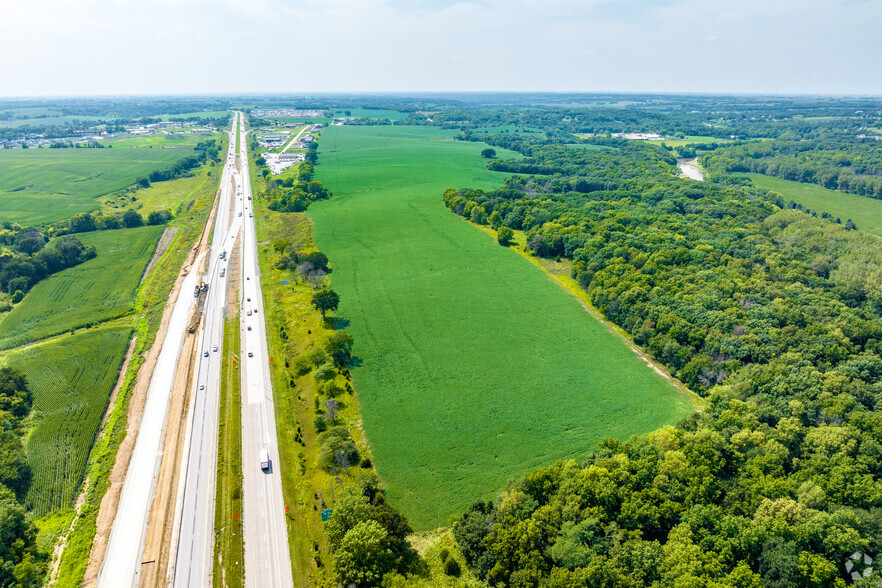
[122,209,144,228]
[481,148,497,159]
[14,231,44,255]
[312,288,339,320]
[69,213,96,234]
[147,210,171,225]
[845,218,857,231]
[333,520,395,587]
[325,331,354,367]
[497,226,514,246]
[136,176,151,188]
[325,488,374,547]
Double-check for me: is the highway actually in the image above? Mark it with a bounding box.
[237,114,295,587]
[98,116,239,587]
[172,111,244,586]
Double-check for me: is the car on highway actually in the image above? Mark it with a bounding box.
[247,309,252,316]
[247,326,252,331]
[253,308,258,314]
[203,351,209,357]
[199,384,205,390]
[212,345,218,352]
[248,351,254,357]
[246,297,251,302]
[260,448,270,471]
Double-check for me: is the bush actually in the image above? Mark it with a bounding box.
[313,363,336,382]
[10,291,24,304]
[359,457,372,469]
[293,355,312,376]
[313,416,327,432]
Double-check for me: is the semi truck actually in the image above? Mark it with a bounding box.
[259,448,270,471]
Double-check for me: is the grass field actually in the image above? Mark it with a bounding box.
[99,165,218,216]
[648,135,732,148]
[0,226,162,350]
[3,326,131,515]
[104,133,208,148]
[0,147,196,224]
[214,316,244,588]
[163,110,230,120]
[737,173,882,237]
[472,125,544,136]
[312,126,692,529]
[334,109,410,120]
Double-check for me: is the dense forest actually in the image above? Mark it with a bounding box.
[439,105,882,586]
[0,368,43,585]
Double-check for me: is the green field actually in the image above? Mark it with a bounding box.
[0,226,162,349]
[312,126,692,528]
[3,326,131,515]
[0,147,195,224]
[737,173,882,237]
[163,110,230,120]
[104,133,208,148]
[472,125,544,136]
[337,109,410,120]
[649,135,732,148]
[99,165,217,216]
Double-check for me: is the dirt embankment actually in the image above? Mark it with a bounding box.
[141,226,180,285]
[82,188,222,587]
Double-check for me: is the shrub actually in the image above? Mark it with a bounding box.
[293,355,312,376]
[313,363,336,382]
[313,416,327,433]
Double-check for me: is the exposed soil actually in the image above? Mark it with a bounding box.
[138,322,200,587]
[82,188,222,587]
[141,226,180,284]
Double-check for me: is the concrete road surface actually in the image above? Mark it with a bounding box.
[238,114,295,587]
[172,111,245,587]
[98,117,240,588]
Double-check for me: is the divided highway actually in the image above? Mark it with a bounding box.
[172,113,244,585]
[98,117,240,587]
[237,114,294,587]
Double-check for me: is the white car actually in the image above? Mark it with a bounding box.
[212,345,218,352]
[199,384,205,391]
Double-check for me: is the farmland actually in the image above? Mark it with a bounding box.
[0,226,162,350]
[312,125,692,529]
[3,326,132,515]
[0,146,196,224]
[736,172,882,237]
[99,165,217,216]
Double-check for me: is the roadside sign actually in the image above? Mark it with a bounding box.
[321,509,333,522]
[264,215,269,219]
[280,280,289,285]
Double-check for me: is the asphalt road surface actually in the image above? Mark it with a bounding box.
[237,114,295,587]
[98,118,239,588]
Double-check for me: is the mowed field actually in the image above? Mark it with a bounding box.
[0,226,162,349]
[737,173,882,237]
[0,147,195,224]
[3,326,132,514]
[312,126,692,528]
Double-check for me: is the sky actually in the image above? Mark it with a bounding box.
[1,0,880,97]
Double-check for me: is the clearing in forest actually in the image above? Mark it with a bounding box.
[312,126,692,529]
[737,172,882,237]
